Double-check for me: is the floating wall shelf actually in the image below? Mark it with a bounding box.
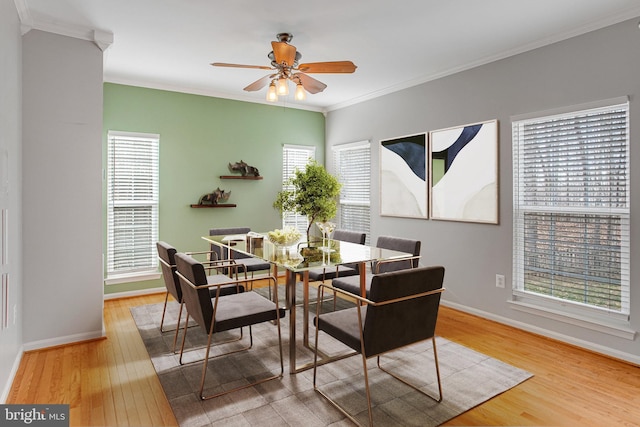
[190,204,236,208]
[219,175,263,180]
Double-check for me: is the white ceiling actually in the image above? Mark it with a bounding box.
[18,0,640,112]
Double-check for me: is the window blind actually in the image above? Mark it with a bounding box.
[282,145,315,235]
[333,141,371,245]
[107,132,159,277]
[512,102,630,317]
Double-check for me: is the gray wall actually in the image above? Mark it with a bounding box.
[22,30,104,348]
[0,0,23,402]
[326,18,640,363]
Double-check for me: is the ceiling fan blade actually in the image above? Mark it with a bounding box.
[297,61,357,74]
[211,62,273,70]
[243,74,275,92]
[295,73,327,94]
[271,41,297,66]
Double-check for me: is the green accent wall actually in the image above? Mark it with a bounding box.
[103,83,325,294]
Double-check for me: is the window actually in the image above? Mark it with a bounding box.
[333,141,371,244]
[512,98,630,324]
[282,144,316,235]
[107,131,159,280]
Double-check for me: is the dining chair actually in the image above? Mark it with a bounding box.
[209,226,272,288]
[313,266,445,426]
[174,252,285,400]
[307,229,367,282]
[331,235,421,298]
[156,241,245,350]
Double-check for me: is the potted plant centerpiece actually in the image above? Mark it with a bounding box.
[272,160,341,248]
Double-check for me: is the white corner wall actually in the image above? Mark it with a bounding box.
[22,30,104,347]
[0,0,24,402]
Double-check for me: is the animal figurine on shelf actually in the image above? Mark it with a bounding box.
[228,160,260,177]
[198,187,231,205]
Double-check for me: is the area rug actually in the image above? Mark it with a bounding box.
[131,296,532,426]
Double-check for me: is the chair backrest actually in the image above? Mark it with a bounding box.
[374,236,421,273]
[175,253,214,334]
[209,227,252,260]
[333,229,366,245]
[333,229,366,272]
[157,241,182,302]
[362,266,445,357]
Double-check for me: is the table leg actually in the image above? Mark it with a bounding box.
[286,270,297,374]
[302,270,309,347]
[359,261,367,297]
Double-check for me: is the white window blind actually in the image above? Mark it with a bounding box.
[107,131,159,277]
[512,100,630,319]
[282,144,315,235]
[333,141,371,245]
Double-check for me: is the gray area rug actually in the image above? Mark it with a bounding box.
[131,290,532,426]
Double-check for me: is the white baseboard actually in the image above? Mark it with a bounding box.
[22,329,105,352]
[441,300,640,366]
[0,345,24,403]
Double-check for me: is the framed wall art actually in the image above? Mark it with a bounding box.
[380,133,427,218]
[429,119,499,224]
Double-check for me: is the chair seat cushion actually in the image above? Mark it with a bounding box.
[213,292,285,332]
[206,274,245,297]
[308,265,358,281]
[234,256,271,272]
[314,306,367,353]
[331,275,372,298]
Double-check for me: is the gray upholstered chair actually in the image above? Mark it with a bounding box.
[209,227,272,285]
[156,241,245,350]
[306,229,367,282]
[175,252,285,400]
[313,266,445,426]
[331,235,421,298]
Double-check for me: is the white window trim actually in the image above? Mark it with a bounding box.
[508,298,636,340]
[104,271,162,286]
[511,98,632,336]
[106,131,160,282]
[332,140,371,243]
[281,144,316,234]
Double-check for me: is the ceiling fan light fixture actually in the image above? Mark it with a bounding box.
[267,81,278,102]
[276,77,289,96]
[212,32,357,103]
[294,83,306,101]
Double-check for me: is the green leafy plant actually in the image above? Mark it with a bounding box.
[273,160,342,243]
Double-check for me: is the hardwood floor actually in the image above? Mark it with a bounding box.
[7,291,640,426]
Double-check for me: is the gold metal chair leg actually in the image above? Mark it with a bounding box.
[167,302,227,355]
[178,317,246,364]
[376,336,443,402]
[159,292,170,332]
[362,352,374,427]
[198,324,283,400]
[160,294,189,337]
[313,287,370,426]
[171,301,183,352]
[198,283,285,400]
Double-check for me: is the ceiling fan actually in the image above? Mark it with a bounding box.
[211,33,357,101]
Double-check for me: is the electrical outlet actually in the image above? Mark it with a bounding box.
[495,274,505,288]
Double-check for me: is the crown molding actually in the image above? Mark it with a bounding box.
[14,0,33,35]
[14,0,113,51]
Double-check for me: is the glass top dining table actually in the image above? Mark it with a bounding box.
[202,232,415,373]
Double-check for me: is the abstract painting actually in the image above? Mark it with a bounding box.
[380,133,427,218]
[429,120,499,224]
